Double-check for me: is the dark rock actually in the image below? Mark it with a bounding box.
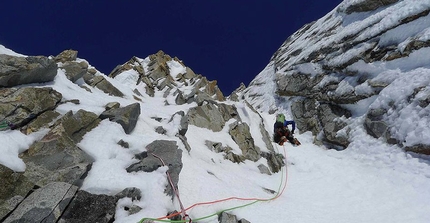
[170,111,188,136]
[175,91,186,105]
[258,164,272,175]
[100,103,141,134]
[3,182,78,223]
[218,212,238,223]
[291,98,320,135]
[276,73,317,97]
[405,144,430,155]
[343,0,399,14]
[364,108,389,139]
[0,165,35,220]
[229,121,261,161]
[0,54,58,87]
[224,151,246,164]
[155,126,167,135]
[20,110,98,187]
[177,134,192,152]
[91,75,124,97]
[228,82,246,102]
[57,110,101,142]
[134,151,148,160]
[0,87,62,130]
[64,99,80,105]
[115,187,142,201]
[239,218,251,223]
[59,190,116,223]
[167,210,182,221]
[261,152,284,173]
[117,139,129,148]
[205,141,226,153]
[245,101,275,152]
[317,103,351,147]
[24,110,61,134]
[105,102,121,110]
[187,103,239,132]
[126,205,142,215]
[60,61,88,83]
[126,140,182,198]
[58,187,141,223]
[55,50,78,63]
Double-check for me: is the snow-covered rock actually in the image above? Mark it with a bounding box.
[244,0,430,153]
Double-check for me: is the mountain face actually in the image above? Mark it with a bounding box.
[0,48,281,222]
[1,0,430,222]
[243,0,430,154]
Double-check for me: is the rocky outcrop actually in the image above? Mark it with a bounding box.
[55,50,89,83]
[61,61,89,83]
[228,82,246,102]
[261,152,284,173]
[0,54,57,87]
[291,98,320,136]
[100,102,140,134]
[0,109,100,220]
[126,140,182,198]
[229,121,261,161]
[20,110,99,187]
[187,102,239,132]
[59,187,141,223]
[170,111,188,136]
[55,50,78,63]
[87,75,125,97]
[245,0,430,152]
[318,104,351,147]
[0,87,62,131]
[218,212,250,223]
[0,165,34,220]
[3,182,78,223]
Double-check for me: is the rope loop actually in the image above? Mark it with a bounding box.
[151,153,188,221]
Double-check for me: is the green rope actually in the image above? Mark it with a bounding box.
[138,152,286,223]
[0,120,10,129]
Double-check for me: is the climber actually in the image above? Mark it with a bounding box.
[273,113,300,146]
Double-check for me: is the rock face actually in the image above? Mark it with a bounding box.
[187,102,239,132]
[59,187,141,223]
[244,1,430,153]
[21,110,99,186]
[0,87,62,130]
[3,182,78,223]
[126,140,182,198]
[0,54,58,87]
[229,121,261,161]
[0,165,34,220]
[87,75,125,97]
[100,102,141,134]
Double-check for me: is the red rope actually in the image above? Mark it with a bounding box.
[152,153,189,221]
[157,145,289,220]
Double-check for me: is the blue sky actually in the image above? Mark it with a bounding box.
[0,1,342,94]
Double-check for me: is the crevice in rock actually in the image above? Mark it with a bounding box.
[0,185,40,222]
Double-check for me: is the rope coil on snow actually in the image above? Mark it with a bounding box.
[139,144,289,223]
